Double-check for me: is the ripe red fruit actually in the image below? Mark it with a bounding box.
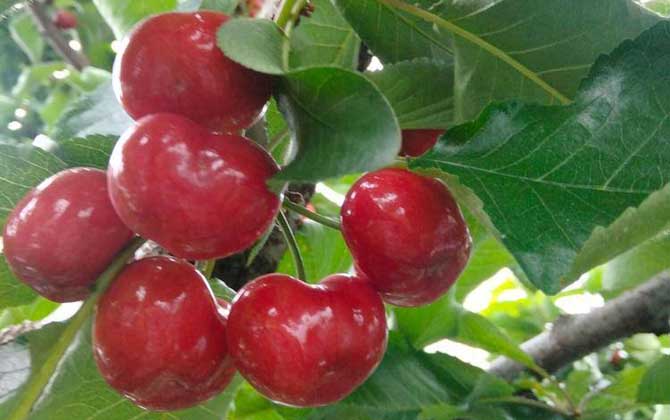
[108,113,281,260]
[227,273,388,407]
[247,0,263,16]
[341,168,471,307]
[113,11,272,133]
[2,168,133,302]
[400,129,444,157]
[93,256,236,411]
[53,10,78,30]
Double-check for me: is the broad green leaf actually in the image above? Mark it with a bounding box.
[56,135,117,169]
[276,220,352,283]
[602,230,670,296]
[11,63,67,100]
[0,257,36,310]
[645,0,670,15]
[52,81,133,141]
[308,333,514,420]
[0,25,28,92]
[275,67,400,182]
[0,319,242,419]
[8,13,44,63]
[395,296,535,369]
[0,143,67,227]
[412,22,670,293]
[77,2,117,69]
[0,323,66,417]
[290,0,360,70]
[332,0,453,64]
[218,18,285,74]
[583,366,647,413]
[366,58,454,129]
[637,356,670,403]
[39,88,74,128]
[218,0,360,73]
[0,297,58,330]
[92,0,177,39]
[334,0,659,121]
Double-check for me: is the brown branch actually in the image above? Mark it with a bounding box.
[25,0,89,70]
[489,271,670,380]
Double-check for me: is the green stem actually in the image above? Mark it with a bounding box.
[277,209,306,281]
[376,0,572,106]
[479,396,575,418]
[274,0,309,69]
[199,259,217,279]
[268,128,290,152]
[283,198,341,230]
[7,237,145,420]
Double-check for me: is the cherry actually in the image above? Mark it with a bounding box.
[93,256,236,411]
[246,0,263,16]
[113,11,272,133]
[108,113,281,260]
[53,10,78,30]
[400,129,444,157]
[227,273,387,407]
[341,168,471,307]
[2,168,133,302]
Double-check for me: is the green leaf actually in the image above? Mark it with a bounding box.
[200,0,239,14]
[309,333,514,420]
[290,0,360,70]
[276,220,352,283]
[0,297,58,330]
[334,0,659,121]
[0,319,242,419]
[332,0,453,64]
[602,230,670,296]
[0,143,67,227]
[39,88,74,128]
[92,0,177,39]
[218,18,285,74]
[9,13,44,63]
[412,21,670,293]
[218,0,360,73]
[56,135,117,169]
[275,67,400,182]
[52,81,133,141]
[638,356,670,404]
[366,58,454,129]
[395,296,536,370]
[0,257,36,310]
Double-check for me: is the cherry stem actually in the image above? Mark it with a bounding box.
[6,237,145,420]
[274,0,309,69]
[282,198,342,230]
[198,259,217,279]
[277,209,307,281]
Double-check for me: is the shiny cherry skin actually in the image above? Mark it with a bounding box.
[93,256,236,411]
[113,11,272,133]
[2,168,133,302]
[341,168,471,307]
[400,129,444,157]
[53,10,78,29]
[227,273,388,407]
[108,113,281,260]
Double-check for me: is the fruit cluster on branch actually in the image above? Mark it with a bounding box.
[2,10,470,411]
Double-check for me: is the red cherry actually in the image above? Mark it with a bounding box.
[227,273,388,407]
[93,256,236,411]
[113,11,273,133]
[53,10,78,30]
[247,0,263,16]
[400,129,443,157]
[341,168,471,307]
[108,113,281,260]
[2,168,133,302]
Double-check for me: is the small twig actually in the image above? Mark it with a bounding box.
[277,209,306,281]
[25,0,89,70]
[283,197,341,230]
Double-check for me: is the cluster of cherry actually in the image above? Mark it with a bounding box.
[2,10,471,412]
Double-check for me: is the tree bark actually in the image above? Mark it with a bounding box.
[489,271,670,380]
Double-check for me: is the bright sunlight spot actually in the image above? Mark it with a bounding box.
[425,339,491,370]
[52,69,71,80]
[7,121,22,131]
[367,56,384,72]
[33,134,58,152]
[68,40,82,51]
[315,182,345,206]
[13,107,27,119]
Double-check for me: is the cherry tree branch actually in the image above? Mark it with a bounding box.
[489,271,670,380]
[25,0,89,70]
